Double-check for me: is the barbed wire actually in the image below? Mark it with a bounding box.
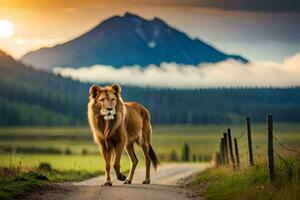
[273,135,300,154]
[239,143,248,150]
[273,150,288,163]
[273,150,293,177]
[236,129,246,140]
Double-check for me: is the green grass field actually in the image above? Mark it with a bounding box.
[0,123,299,200]
[0,123,300,172]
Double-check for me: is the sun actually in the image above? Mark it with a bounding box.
[0,20,15,38]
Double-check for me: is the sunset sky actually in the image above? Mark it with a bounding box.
[0,0,299,62]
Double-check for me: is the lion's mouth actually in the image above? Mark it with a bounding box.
[101,109,116,120]
[104,114,114,120]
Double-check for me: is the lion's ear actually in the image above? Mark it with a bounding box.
[111,84,121,95]
[89,84,101,98]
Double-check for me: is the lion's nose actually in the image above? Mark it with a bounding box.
[107,108,113,111]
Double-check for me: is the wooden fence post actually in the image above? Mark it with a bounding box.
[220,138,225,165]
[268,114,275,181]
[219,140,223,165]
[246,117,254,166]
[234,138,240,168]
[223,133,229,164]
[227,129,235,167]
[221,138,225,165]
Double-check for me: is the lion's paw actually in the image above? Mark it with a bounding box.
[123,180,132,184]
[101,181,112,186]
[142,180,150,184]
[117,174,126,181]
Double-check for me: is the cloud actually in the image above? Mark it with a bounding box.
[53,53,300,88]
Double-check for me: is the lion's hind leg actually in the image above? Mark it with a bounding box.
[141,143,151,184]
[124,143,138,184]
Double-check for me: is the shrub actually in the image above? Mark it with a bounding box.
[64,148,72,155]
[38,162,52,172]
[169,150,178,161]
[81,148,88,155]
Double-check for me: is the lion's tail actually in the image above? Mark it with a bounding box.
[149,144,159,170]
[141,104,159,170]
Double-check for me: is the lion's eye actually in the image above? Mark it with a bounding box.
[99,98,104,102]
[111,98,115,101]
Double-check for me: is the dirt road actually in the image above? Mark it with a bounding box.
[29,163,210,200]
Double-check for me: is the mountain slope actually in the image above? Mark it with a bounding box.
[0,50,89,126]
[21,12,247,70]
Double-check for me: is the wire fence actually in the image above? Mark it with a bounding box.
[273,135,300,154]
[239,143,247,150]
[236,129,246,140]
[273,150,294,177]
[215,115,299,181]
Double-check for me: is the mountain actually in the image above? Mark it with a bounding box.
[21,12,247,71]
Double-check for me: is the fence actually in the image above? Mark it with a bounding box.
[216,114,300,181]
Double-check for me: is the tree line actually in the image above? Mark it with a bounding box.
[1,53,300,126]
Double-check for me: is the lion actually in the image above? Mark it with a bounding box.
[87,84,159,186]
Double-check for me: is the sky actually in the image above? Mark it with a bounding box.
[0,0,299,62]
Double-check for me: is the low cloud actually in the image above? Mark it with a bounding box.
[53,53,300,88]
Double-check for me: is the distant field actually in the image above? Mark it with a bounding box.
[0,123,299,172]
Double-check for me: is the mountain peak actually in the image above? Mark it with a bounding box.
[153,17,165,23]
[122,12,167,25]
[21,13,247,70]
[122,12,147,25]
[123,12,141,19]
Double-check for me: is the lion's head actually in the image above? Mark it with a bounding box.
[88,84,125,143]
[89,84,122,120]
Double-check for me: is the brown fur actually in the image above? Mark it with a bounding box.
[87,84,159,186]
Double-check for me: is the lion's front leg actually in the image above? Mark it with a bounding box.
[99,144,112,186]
[113,141,126,181]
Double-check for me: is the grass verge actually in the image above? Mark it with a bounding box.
[192,155,300,200]
[0,166,102,200]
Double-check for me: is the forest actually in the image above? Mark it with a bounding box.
[1,51,300,126]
